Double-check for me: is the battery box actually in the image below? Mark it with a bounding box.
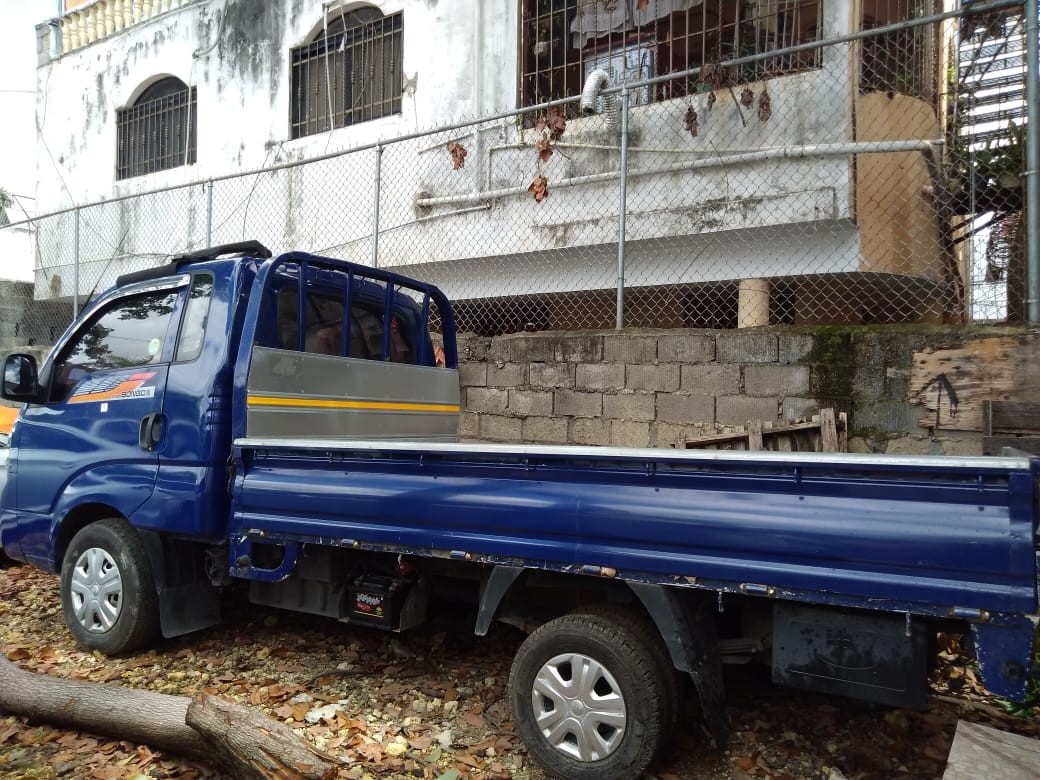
[347,575,408,629]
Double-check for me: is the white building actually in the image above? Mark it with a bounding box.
[32,0,960,331]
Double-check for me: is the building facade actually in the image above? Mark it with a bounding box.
[32,0,963,332]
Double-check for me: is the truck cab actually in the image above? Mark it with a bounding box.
[0,242,458,642]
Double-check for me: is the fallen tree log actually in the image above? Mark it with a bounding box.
[0,654,339,779]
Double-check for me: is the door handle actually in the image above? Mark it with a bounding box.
[138,413,164,452]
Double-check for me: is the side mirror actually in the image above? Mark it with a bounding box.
[2,353,42,403]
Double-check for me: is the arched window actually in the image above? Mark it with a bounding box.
[116,77,196,179]
[290,6,403,139]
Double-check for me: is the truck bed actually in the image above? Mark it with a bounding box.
[231,439,1039,621]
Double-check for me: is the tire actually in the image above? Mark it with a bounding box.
[575,603,685,742]
[60,518,159,654]
[509,607,668,780]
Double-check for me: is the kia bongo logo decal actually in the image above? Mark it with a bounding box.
[69,372,158,404]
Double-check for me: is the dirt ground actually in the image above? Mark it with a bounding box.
[1,563,1037,779]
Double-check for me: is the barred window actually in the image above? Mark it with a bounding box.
[116,77,196,180]
[290,7,403,139]
[520,1,822,109]
[860,0,939,104]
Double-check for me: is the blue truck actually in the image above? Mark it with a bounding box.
[1,242,1037,779]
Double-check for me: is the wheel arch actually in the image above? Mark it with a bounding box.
[55,503,128,573]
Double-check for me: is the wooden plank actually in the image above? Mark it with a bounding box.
[747,419,764,451]
[681,410,847,453]
[910,334,1040,432]
[819,408,838,452]
[943,720,1040,780]
[988,400,1040,433]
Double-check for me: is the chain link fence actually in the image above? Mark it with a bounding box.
[0,1,1031,348]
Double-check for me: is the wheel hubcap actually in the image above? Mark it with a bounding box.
[69,547,122,633]
[531,652,626,761]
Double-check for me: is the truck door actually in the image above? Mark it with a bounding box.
[11,278,185,568]
[131,271,235,539]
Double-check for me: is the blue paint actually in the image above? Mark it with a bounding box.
[0,246,1036,703]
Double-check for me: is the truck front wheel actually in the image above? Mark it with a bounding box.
[508,607,667,780]
[60,518,159,654]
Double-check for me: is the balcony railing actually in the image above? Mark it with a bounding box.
[56,0,191,56]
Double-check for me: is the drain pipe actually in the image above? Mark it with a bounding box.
[616,87,630,330]
[1025,0,1039,321]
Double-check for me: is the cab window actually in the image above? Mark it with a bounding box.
[50,289,179,402]
[175,274,214,362]
[276,287,415,364]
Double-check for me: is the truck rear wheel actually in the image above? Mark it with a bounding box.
[508,607,667,780]
[60,518,159,654]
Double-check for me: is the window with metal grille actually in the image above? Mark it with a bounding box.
[520,1,822,109]
[859,0,939,105]
[290,7,403,139]
[116,77,196,179]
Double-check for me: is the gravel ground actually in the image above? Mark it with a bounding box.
[1,563,1037,779]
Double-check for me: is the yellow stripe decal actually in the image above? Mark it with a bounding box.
[248,395,460,413]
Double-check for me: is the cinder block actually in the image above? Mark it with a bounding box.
[680,364,740,395]
[716,332,778,364]
[782,397,819,421]
[555,390,603,418]
[852,365,887,401]
[604,335,657,364]
[610,420,650,448]
[656,394,715,425]
[716,396,779,426]
[466,387,508,414]
[745,365,810,397]
[480,414,522,442]
[556,334,604,363]
[572,418,610,445]
[658,333,715,364]
[854,402,924,434]
[457,333,492,362]
[508,389,553,417]
[778,333,816,364]
[458,412,479,439]
[489,362,527,388]
[576,363,625,391]
[523,416,569,443]
[603,392,656,421]
[458,363,487,388]
[489,335,554,363]
[530,363,575,389]
[626,364,680,392]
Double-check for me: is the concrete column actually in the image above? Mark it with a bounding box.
[738,278,770,328]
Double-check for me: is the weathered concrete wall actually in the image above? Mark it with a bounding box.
[0,280,73,352]
[457,325,1040,455]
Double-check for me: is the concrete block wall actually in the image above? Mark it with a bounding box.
[0,280,73,352]
[456,326,1037,455]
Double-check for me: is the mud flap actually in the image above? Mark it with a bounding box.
[629,582,730,748]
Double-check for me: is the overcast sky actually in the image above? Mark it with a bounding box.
[0,3,44,200]
[0,3,53,281]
